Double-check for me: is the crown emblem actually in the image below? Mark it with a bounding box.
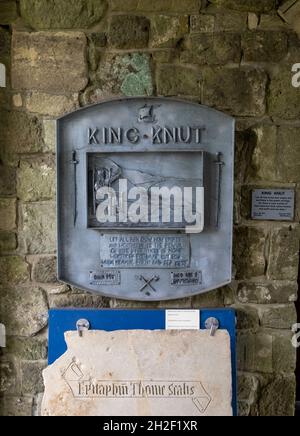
[138,104,156,123]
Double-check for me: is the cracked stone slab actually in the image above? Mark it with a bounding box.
[42,330,232,416]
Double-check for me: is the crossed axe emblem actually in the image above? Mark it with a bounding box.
[137,275,160,296]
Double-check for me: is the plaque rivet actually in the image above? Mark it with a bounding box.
[76,319,90,337]
[205,317,219,337]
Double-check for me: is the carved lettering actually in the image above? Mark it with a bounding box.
[88,128,99,145]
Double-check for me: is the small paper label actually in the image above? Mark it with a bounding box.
[165,310,200,330]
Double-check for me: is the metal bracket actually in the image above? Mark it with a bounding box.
[0,323,6,348]
[205,317,219,337]
[214,152,225,228]
[76,319,90,337]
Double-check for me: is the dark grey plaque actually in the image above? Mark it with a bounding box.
[100,234,190,269]
[170,271,202,286]
[89,270,121,285]
[252,189,295,221]
[57,97,235,301]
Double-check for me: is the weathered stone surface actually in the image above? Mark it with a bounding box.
[268,67,300,120]
[21,202,56,254]
[150,15,188,48]
[0,256,29,284]
[42,330,232,416]
[0,396,33,416]
[110,0,201,13]
[157,65,201,96]
[237,281,298,305]
[190,14,215,33]
[17,156,56,202]
[25,92,79,117]
[0,198,16,231]
[6,337,48,360]
[259,375,296,416]
[272,332,297,373]
[0,1,18,25]
[32,256,57,283]
[234,305,259,330]
[191,288,225,308]
[0,146,19,182]
[259,14,290,31]
[0,358,18,395]
[181,33,241,65]
[109,15,150,49]
[0,286,48,336]
[242,32,288,62]
[277,127,300,183]
[95,53,153,97]
[42,119,56,153]
[0,110,43,156]
[248,12,259,30]
[203,68,267,116]
[260,305,297,329]
[21,360,47,394]
[0,232,17,253]
[233,226,266,279]
[20,0,107,29]
[237,332,273,373]
[48,292,110,309]
[214,9,247,31]
[267,227,299,281]
[209,0,276,13]
[12,32,88,93]
[246,125,277,182]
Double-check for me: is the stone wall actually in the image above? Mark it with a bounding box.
[0,0,299,416]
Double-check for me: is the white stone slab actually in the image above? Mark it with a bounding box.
[42,330,232,416]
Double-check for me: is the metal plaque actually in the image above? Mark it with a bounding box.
[57,97,235,301]
[252,189,295,221]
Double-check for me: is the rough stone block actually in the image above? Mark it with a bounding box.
[272,332,297,373]
[242,31,288,62]
[111,0,201,13]
[95,53,153,97]
[237,332,273,373]
[0,1,18,25]
[190,14,215,33]
[203,68,267,116]
[0,256,29,284]
[214,10,247,31]
[0,286,48,336]
[0,232,17,253]
[259,375,296,416]
[277,127,300,183]
[109,15,150,49]
[12,31,88,93]
[17,157,56,202]
[21,360,47,394]
[259,305,297,330]
[0,110,43,156]
[20,0,107,29]
[181,33,241,65]
[0,163,16,195]
[233,226,266,279]
[21,202,56,254]
[246,125,277,182]
[0,358,19,395]
[150,15,188,48]
[32,256,57,283]
[267,227,299,281]
[237,281,298,305]
[209,0,276,13]
[25,92,79,117]
[0,198,16,232]
[42,119,56,153]
[268,66,300,120]
[6,337,48,361]
[0,396,33,416]
[234,304,260,330]
[157,65,201,96]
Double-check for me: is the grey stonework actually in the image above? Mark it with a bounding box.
[0,0,299,416]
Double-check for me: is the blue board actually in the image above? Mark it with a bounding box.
[48,308,237,416]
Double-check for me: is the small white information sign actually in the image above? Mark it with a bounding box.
[166,310,200,330]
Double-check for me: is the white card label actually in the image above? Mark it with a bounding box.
[165,310,200,330]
